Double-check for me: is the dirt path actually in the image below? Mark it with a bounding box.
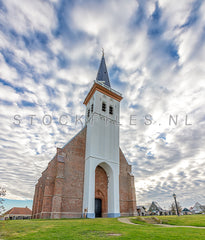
[118,218,205,229]
[118,218,138,225]
[157,224,205,229]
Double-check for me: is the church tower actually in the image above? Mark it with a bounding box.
[83,52,123,218]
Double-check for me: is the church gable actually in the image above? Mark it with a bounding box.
[119,148,132,175]
[63,127,87,156]
[32,127,87,219]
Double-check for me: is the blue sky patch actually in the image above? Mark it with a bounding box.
[20,100,36,108]
[0,78,27,94]
[181,0,202,28]
[157,133,166,140]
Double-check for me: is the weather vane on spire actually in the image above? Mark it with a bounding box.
[102,48,104,56]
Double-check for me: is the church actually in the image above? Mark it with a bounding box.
[32,53,137,219]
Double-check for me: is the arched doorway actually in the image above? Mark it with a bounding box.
[95,166,108,217]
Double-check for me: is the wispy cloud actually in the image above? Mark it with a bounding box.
[0,0,204,208]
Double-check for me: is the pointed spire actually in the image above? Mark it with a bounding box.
[96,50,111,87]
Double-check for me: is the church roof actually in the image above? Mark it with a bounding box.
[96,53,111,87]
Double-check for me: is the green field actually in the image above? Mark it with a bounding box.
[157,215,205,227]
[132,215,205,227]
[0,216,205,240]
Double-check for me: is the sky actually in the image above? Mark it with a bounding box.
[0,0,205,211]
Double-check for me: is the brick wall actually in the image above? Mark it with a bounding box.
[119,149,137,216]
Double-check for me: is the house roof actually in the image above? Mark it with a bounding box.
[192,202,205,211]
[4,207,32,215]
[137,206,146,210]
[194,202,201,207]
[149,201,163,211]
[182,208,190,212]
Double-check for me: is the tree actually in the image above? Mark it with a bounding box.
[170,202,182,215]
[0,187,6,215]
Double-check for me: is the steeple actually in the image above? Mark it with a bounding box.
[96,51,111,87]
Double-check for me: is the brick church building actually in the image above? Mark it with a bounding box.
[32,53,137,219]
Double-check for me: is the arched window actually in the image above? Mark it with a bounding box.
[87,109,90,118]
[102,102,106,112]
[109,106,113,115]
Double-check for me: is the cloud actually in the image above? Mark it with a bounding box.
[0,0,204,209]
[0,0,57,35]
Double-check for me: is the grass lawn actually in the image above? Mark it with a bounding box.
[157,214,205,227]
[131,215,205,227]
[0,217,205,240]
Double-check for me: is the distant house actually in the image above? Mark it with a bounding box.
[182,208,191,215]
[3,207,32,220]
[148,202,164,215]
[136,206,146,216]
[191,202,205,214]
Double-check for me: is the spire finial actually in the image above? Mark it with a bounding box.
[102,48,104,57]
